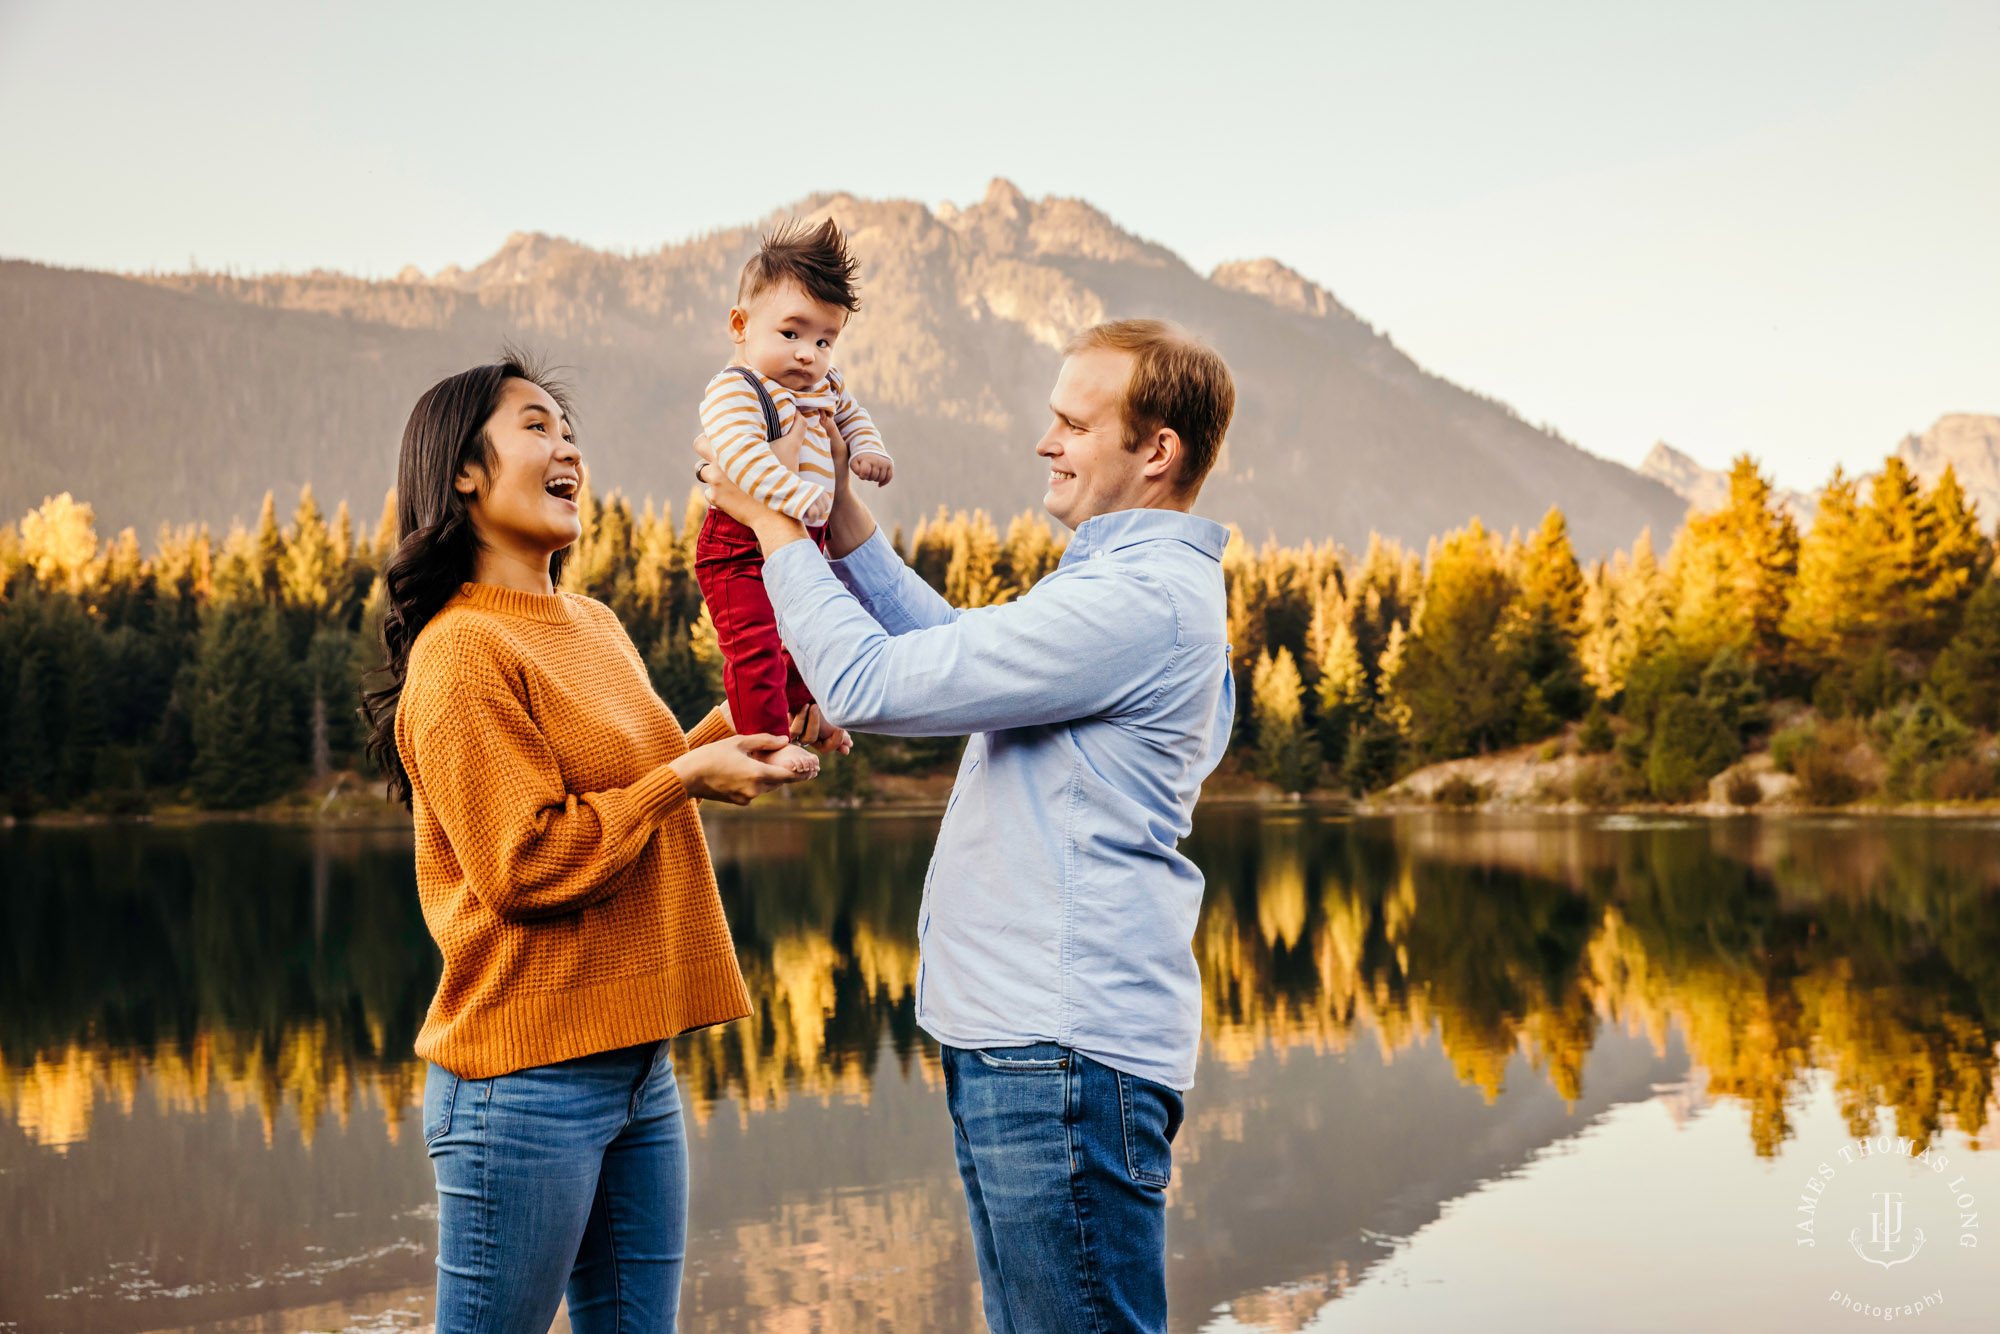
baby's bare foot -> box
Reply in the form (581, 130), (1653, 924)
(780, 744), (821, 778)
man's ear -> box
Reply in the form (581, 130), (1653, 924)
(1141, 427), (1182, 485)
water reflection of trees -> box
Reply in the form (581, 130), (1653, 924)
(0, 825), (433, 1148)
(4, 814), (1995, 1157)
(1228, 814), (1999, 1157)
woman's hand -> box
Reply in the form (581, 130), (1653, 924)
(670, 733), (810, 805)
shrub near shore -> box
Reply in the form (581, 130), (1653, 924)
(6, 444), (2000, 813)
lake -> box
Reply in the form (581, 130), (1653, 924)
(4, 808), (1997, 1333)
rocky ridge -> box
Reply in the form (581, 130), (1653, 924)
(3, 179), (1692, 553)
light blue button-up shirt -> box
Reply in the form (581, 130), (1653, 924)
(764, 507), (1234, 1089)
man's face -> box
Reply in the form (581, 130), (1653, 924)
(730, 279), (846, 392)
(1038, 347), (1151, 530)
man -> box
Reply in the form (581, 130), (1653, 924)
(698, 319), (1236, 1334)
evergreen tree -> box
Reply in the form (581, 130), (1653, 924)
(578, 491), (635, 605)
(1376, 620), (1412, 741)
(1697, 644), (1767, 739)
(1314, 615), (1367, 765)
(909, 508), (956, 594)
(944, 510), (1004, 608)
(1344, 532), (1421, 695)
(371, 489), (399, 566)
(1879, 693), (1973, 799)
(999, 513), (1063, 593)
(279, 485), (344, 619)
(648, 606), (727, 729)
(1395, 521), (1520, 759)
(19, 492), (99, 593)
(679, 487), (708, 570)
(1645, 694), (1739, 802)
(1783, 469), (1870, 667)
(1251, 647), (1317, 792)
(1913, 466), (1989, 644)
(1519, 508), (1585, 634)
(1, 590), (109, 811)
(254, 491), (285, 603)
(1510, 509), (1590, 727)
(1670, 457), (1798, 666)
(212, 522), (263, 605)
(186, 602), (300, 808)
(1931, 577), (2000, 729)
(303, 626), (360, 778)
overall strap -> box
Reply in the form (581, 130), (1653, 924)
(727, 366), (782, 442)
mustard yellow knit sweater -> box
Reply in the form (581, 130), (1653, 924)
(395, 581), (751, 1078)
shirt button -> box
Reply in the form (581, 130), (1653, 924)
(1092, 550), (1105, 559)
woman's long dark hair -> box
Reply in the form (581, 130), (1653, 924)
(362, 349), (574, 808)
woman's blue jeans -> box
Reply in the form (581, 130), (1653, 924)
(422, 1041), (687, 1334)
(942, 1042), (1186, 1334)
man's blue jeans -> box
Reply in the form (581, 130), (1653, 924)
(942, 1042), (1186, 1334)
(422, 1041), (687, 1334)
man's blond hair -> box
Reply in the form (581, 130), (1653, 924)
(1063, 320), (1234, 496)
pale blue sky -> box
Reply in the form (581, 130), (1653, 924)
(1, 0), (1993, 488)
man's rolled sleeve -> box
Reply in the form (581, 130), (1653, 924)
(826, 527), (958, 635)
(767, 536), (1174, 737)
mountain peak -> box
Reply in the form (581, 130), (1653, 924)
(1640, 441), (1817, 523)
(935, 180), (1176, 268)
(1896, 413), (2000, 522)
(982, 177), (1029, 216)
(1210, 258), (1353, 320)
(436, 230), (598, 290)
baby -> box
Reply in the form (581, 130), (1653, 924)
(695, 218), (893, 772)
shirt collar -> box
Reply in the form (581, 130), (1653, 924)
(1062, 508), (1230, 564)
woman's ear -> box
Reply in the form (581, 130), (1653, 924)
(453, 460), (484, 498)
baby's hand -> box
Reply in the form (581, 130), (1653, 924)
(849, 452), (894, 485)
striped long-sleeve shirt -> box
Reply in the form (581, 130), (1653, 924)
(699, 365), (890, 524)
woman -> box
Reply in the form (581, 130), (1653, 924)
(362, 351), (808, 1334)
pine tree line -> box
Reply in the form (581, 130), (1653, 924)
(1233, 454), (2000, 803)
(6, 450), (2000, 812)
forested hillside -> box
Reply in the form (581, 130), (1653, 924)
(0, 180), (1689, 555)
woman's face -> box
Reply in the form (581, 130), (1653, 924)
(457, 377), (583, 557)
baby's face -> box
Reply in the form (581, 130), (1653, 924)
(731, 280), (847, 392)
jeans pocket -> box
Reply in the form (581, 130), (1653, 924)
(422, 1065), (459, 1147)
(1117, 1071), (1183, 1188)
(971, 1044), (1069, 1073)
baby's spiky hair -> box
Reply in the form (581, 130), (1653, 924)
(737, 217), (861, 314)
